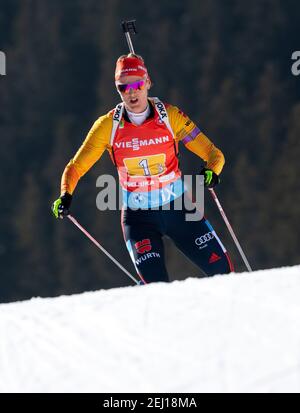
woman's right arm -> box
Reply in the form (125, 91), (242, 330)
(60, 113), (113, 196)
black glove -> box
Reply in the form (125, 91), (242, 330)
(52, 193), (72, 219)
(200, 168), (220, 188)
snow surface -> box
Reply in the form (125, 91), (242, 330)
(0, 265), (300, 393)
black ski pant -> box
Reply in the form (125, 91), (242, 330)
(121, 195), (234, 284)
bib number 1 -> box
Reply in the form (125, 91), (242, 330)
(124, 154), (166, 176)
(139, 159), (151, 176)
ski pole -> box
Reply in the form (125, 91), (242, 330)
(67, 215), (144, 285)
(121, 20), (137, 54)
(208, 188), (252, 272)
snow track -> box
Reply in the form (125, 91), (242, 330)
(0, 266), (300, 392)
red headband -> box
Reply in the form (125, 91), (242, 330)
(115, 56), (148, 81)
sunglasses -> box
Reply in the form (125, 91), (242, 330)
(116, 80), (146, 94)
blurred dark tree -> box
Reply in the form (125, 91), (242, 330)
(0, 0), (300, 302)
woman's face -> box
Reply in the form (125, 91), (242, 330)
(116, 75), (151, 113)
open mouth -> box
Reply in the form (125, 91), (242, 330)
(130, 98), (138, 104)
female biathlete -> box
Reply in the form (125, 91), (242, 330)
(52, 54), (234, 283)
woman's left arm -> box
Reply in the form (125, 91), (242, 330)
(167, 105), (225, 175)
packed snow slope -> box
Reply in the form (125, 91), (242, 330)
(0, 265), (300, 393)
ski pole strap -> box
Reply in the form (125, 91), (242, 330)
(121, 20), (137, 54)
(67, 215), (144, 285)
(208, 188), (252, 272)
